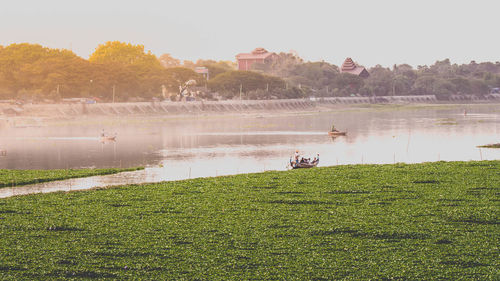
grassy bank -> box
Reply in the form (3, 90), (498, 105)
(0, 167), (144, 188)
(0, 161), (498, 280)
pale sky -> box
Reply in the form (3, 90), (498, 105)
(1, 0), (499, 68)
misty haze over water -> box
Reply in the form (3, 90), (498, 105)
(0, 105), (499, 174)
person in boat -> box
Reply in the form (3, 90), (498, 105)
(331, 123), (339, 133)
(312, 154), (319, 164)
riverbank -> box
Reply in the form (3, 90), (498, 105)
(0, 161), (498, 280)
(3, 101), (500, 129)
(2, 95), (499, 121)
(0, 167), (144, 188)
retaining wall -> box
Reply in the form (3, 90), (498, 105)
(1, 94), (498, 117)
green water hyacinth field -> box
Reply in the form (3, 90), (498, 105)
(0, 167), (144, 188)
(0, 161), (498, 280)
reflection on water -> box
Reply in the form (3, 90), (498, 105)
(0, 104), (499, 197)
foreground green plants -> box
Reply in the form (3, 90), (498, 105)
(0, 161), (498, 280)
(0, 167), (144, 188)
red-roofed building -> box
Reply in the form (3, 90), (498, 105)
(236, 48), (278, 71)
(340, 57), (369, 78)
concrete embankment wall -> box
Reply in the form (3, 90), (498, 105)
(1, 94), (497, 117)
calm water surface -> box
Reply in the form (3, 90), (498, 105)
(1, 104), (499, 197)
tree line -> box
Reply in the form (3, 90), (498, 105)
(257, 54), (500, 100)
(1, 42), (499, 102)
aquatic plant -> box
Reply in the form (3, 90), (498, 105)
(0, 167), (144, 188)
(477, 143), (500, 148)
(0, 161), (498, 279)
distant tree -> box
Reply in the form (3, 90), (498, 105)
(182, 60), (196, 69)
(159, 53), (180, 68)
(163, 67), (202, 93)
(286, 62), (339, 93)
(332, 73), (364, 96)
(208, 71), (285, 99)
(89, 41), (164, 98)
(469, 79), (489, 96)
(429, 58), (453, 77)
(432, 78), (456, 99)
(393, 64), (416, 80)
(364, 66), (394, 96)
(450, 76), (471, 95)
(89, 41), (161, 69)
(412, 75), (436, 95)
(0, 43), (95, 99)
(191, 60), (236, 80)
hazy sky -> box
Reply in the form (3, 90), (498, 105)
(1, 0), (499, 67)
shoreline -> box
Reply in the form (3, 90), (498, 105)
(2, 159), (499, 199)
(2, 101), (499, 127)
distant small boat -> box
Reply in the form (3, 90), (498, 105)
(100, 133), (117, 142)
(101, 136), (116, 141)
(328, 130), (347, 136)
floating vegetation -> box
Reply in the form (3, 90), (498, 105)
(436, 118), (458, 125)
(0, 161), (498, 279)
(477, 143), (500, 148)
(0, 167), (144, 188)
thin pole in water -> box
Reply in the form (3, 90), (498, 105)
(479, 149), (483, 160)
(406, 128), (411, 153)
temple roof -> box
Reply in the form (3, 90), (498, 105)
(340, 57), (369, 77)
(341, 57), (357, 71)
(236, 48), (275, 60)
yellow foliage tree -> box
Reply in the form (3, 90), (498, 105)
(89, 41), (161, 71)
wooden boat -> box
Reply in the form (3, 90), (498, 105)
(290, 155), (319, 169)
(100, 135), (116, 142)
(292, 160), (319, 169)
(328, 130), (347, 136)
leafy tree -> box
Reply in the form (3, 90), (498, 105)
(334, 73), (364, 96)
(182, 60), (196, 69)
(432, 78), (456, 99)
(162, 67), (203, 97)
(0, 43), (95, 99)
(412, 75), (436, 95)
(189, 59), (236, 80)
(89, 41), (164, 98)
(89, 41), (161, 69)
(208, 71), (285, 99)
(159, 53), (180, 68)
(3, 42), (500, 101)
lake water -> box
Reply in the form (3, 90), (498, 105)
(1, 104), (499, 197)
